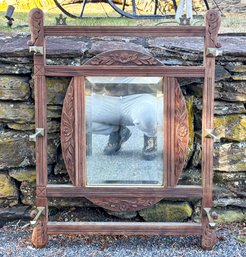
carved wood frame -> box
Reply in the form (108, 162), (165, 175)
(60, 50), (189, 210)
(29, 8), (221, 250)
(61, 50), (189, 190)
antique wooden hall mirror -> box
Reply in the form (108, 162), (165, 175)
(28, 8), (221, 249)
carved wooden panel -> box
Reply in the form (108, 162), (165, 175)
(28, 8), (44, 46)
(31, 220), (48, 248)
(174, 80), (189, 185)
(86, 50), (161, 66)
(88, 197), (162, 212)
(201, 216), (218, 250)
(205, 10), (221, 48)
(61, 79), (76, 185)
(61, 50), (189, 190)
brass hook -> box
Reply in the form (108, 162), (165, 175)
(203, 208), (218, 229)
(29, 128), (44, 142)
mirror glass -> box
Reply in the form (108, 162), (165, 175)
(85, 77), (164, 186)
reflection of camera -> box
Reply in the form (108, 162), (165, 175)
(5, 5), (15, 27)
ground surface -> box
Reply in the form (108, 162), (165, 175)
(0, 222), (245, 257)
(87, 127), (163, 185)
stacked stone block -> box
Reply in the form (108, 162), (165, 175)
(0, 33), (245, 224)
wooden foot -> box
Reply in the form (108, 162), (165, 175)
(201, 222), (217, 250)
(31, 221), (48, 248)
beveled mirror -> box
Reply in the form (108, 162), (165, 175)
(85, 76), (164, 186)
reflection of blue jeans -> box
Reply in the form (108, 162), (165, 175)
(86, 94), (162, 137)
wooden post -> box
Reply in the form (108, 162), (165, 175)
(201, 10), (221, 250)
(29, 8), (48, 248)
(164, 77), (176, 187)
(164, 78), (189, 187)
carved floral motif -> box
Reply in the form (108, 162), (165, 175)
(89, 51), (159, 66)
(28, 8), (44, 46)
(61, 80), (75, 185)
(174, 81), (189, 184)
(201, 222), (217, 250)
(206, 10), (221, 48)
(31, 220), (48, 248)
(88, 197), (162, 212)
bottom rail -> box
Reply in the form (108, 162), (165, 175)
(47, 222), (202, 236)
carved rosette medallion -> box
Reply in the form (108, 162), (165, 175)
(87, 50), (160, 66)
(88, 197), (162, 212)
(174, 81), (189, 185)
(206, 10), (221, 48)
(61, 79), (76, 185)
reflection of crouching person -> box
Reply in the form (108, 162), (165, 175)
(86, 94), (162, 160)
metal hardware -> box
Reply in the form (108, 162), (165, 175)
(205, 129), (221, 142)
(179, 14), (191, 26)
(29, 46), (44, 55)
(54, 0), (173, 19)
(5, 5), (15, 27)
(30, 207), (45, 226)
(56, 14), (67, 25)
(203, 208), (217, 229)
(206, 48), (223, 57)
(29, 128), (44, 142)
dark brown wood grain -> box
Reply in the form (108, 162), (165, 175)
(164, 77), (176, 187)
(201, 216), (218, 250)
(205, 10), (221, 48)
(45, 65), (205, 78)
(86, 50), (161, 66)
(61, 79), (76, 185)
(29, 8), (48, 248)
(74, 76), (86, 187)
(44, 26), (206, 37)
(201, 9), (221, 250)
(87, 197), (163, 212)
(28, 8), (44, 46)
(174, 80), (189, 185)
(47, 222), (202, 235)
(46, 185), (202, 198)
(31, 221), (48, 248)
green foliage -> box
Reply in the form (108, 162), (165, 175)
(0, 0), (56, 11)
(0, 1), (245, 33)
(0, 10), (161, 32)
(236, 237), (246, 244)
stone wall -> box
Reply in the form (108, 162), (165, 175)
(209, 0), (246, 13)
(0, 33), (245, 225)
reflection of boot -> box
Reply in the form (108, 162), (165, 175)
(142, 135), (157, 160)
(103, 126), (131, 155)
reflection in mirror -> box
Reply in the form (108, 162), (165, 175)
(85, 77), (164, 186)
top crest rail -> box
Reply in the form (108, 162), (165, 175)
(43, 26), (206, 37)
